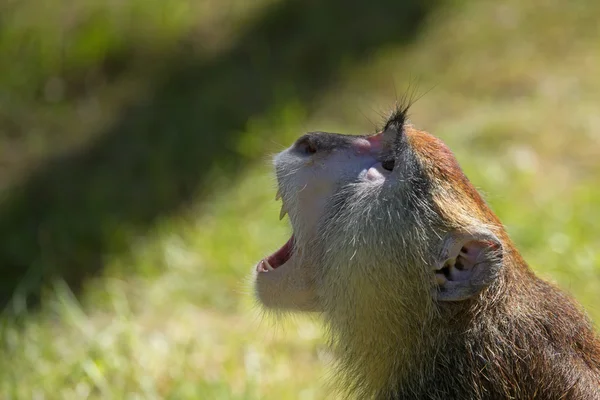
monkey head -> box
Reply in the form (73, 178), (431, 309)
(253, 107), (505, 319)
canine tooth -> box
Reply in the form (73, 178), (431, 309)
(275, 189), (282, 201)
(264, 259), (275, 271)
(279, 204), (288, 220)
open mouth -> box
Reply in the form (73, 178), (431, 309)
(257, 189), (295, 273)
(257, 235), (294, 273)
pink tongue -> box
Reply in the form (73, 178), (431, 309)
(267, 235), (294, 268)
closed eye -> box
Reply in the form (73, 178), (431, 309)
(294, 135), (318, 155)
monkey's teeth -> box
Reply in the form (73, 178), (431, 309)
(275, 189), (282, 201)
(279, 204), (288, 220)
(264, 259), (275, 271)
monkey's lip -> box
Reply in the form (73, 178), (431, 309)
(257, 235), (295, 272)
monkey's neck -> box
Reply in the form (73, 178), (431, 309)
(329, 268), (600, 399)
(326, 289), (439, 399)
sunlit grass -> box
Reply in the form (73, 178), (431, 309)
(1, 163), (331, 399)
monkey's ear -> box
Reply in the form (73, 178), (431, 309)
(433, 229), (503, 302)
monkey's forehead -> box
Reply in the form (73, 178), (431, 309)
(405, 127), (504, 230)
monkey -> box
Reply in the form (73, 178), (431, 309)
(252, 105), (600, 399)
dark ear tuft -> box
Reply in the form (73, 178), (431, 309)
(383, 81), (425, 133)
(384, 103), (410, 133)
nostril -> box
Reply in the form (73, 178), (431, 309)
(294, 135), (318, 155)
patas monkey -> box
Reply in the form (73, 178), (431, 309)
(253, 106), (600, 399)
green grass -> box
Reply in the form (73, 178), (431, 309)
(1, 0), (600, 398)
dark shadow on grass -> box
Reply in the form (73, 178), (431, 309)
(0, 0), (438, 311)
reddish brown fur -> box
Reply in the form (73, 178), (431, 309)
(401, 127), (600, 399)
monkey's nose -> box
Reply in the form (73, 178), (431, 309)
(353, 133), (383, 155)
(352, 138), (372, 154)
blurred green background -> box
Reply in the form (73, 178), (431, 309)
(0, 0), (599, 398)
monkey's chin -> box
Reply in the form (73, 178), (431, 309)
(254, 270), (320, 312)
(254, 236), (320, 312)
